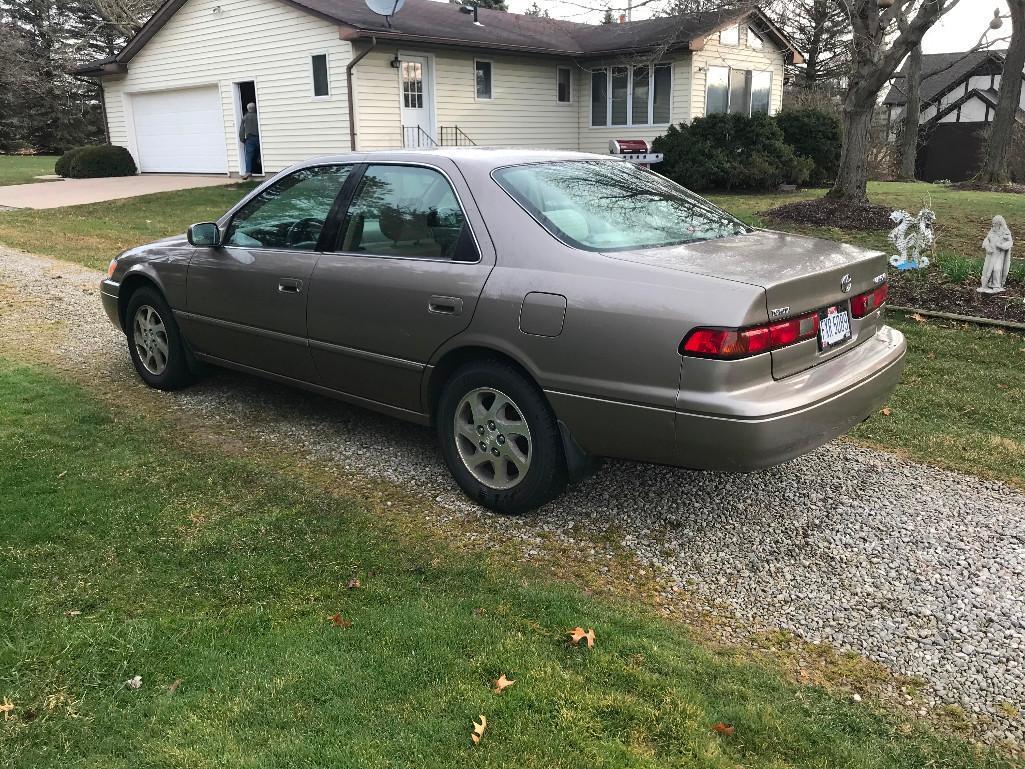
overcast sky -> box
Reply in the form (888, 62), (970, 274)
(502, 0), (1011, 54)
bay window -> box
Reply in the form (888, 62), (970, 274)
(590, 64), (672, 127)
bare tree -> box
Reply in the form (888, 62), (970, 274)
(771, 0), (852, 89)
(978, 0), (1025, 185)
(828, 0), (961, 204)
(897, 43), (921, 180)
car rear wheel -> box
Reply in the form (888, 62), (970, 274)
(125, 287), (194, 391)
(438, 360), (566, 515)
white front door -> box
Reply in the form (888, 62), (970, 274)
(399, 56), (435, 147)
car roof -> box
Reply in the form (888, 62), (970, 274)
(300, 147), (618, 172)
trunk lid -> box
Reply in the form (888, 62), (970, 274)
(604, 229), (889, 378)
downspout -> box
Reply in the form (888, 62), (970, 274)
(346, 35), (377, 151)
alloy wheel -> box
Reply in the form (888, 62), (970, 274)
(132, 304), (169, 376)
(453, 387), (532, 490)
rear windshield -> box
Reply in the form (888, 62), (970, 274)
(493, 160), (749, 252)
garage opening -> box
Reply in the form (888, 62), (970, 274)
(234, 81), (263, 177)
(131, 85), (228, 174)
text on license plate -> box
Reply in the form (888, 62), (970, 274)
(819, 308), (851, 348)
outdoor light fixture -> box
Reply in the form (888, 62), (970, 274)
(390, 54), (400, 68)
(991, 8), (1004, 30)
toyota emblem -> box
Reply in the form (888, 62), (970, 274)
(840, 274), (852, 293)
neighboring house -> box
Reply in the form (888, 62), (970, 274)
(74, 0), (802, 176)
(883, 50), (1025, 182)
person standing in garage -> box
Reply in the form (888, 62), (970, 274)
(238, 103), (261, 180)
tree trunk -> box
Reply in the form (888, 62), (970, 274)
(978, 0), (1025, 184)
(898, 45), (922, 181)
(828, 105), (875, 203)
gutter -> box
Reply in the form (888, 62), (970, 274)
(346, 35), (377, 152)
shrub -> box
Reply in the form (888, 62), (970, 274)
(937, 254), (977, 285)
(55, 146), (90, 178)
(775, 109), (842, 186)
(63, 145), (137, 179)
(653, 113), (813, 192)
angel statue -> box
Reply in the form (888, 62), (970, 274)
(978, 215), (1013, 294)
(888, 208), (935, 270)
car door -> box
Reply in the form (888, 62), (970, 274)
(307, 161), (494, 414)
(182, 164), (354, 381)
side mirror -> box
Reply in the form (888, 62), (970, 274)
(188, 222), (221, 247)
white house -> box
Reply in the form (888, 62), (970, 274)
(74, 0), (803, 176)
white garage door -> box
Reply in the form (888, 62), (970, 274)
(131, 86), (228, 173)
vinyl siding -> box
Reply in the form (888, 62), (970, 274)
(689, 24), (785, 120)
(575, 55), (692, 155)
(102, 0), (351, 174)
(351, 47), (580, 150)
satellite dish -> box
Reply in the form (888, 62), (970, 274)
(365, 0), (404, 26)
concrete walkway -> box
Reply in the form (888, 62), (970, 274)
(0, 174), (236, 210)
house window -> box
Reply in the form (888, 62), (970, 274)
(557, 66), (571, 102)
(590, 64), (672, 127)
(475, 60), (492, 99)
(719, 24), (739, 46)
(402, 61), (423, 108)
(748, 27), (763, 49)
(706, 67), (772, 116)
(312, 54), (330, 97)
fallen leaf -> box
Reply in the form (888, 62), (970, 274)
(56, 471), (67, 479)
(712, 722), (735, 736)
(0, 698), (14, 721)
(329, 613), (352, 628)
(470, 714), (487, 745)
(910, 313), (927, 323)
(66, 610), (82, 617)
(472, 607), (486, 617)
(493, 674), (516, 694)
(168, 679), (182, 695)
(994, 328), (1006, 336)
(125, 676), (143, 690)
(347, 578), (361, 590)
(568, 627), (596, 649)
(880, 407), (892, 416)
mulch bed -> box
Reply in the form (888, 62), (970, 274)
(761, 198), (895, 231)
(889, 270), (1025, 324)
(951, 180), (1025, 195)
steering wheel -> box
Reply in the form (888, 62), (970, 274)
(286, 217), (324, 247)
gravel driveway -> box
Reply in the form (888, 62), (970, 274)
(2, 245), (1023, 748)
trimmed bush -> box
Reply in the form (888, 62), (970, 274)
(775, 109), (842, 186)
(62, 145), (137, 179)
(652, 113), (813, 192)
(55, 146), (90, 178)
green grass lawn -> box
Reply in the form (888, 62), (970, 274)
(0, 359), (1012, 769)
(0, 183), (254, 270)
(0, 155), (61, 186)
(708, 182), (1025, 268)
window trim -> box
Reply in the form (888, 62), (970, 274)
(328, 161), (484, 265)
(474, 59), (494, 101)
(589, 63), (673, 128)
(556, 65), (572, 104)
(705, 66), (773, 117)
(310, 52), (331, 99)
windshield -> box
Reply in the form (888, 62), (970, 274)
(493, 160), (749, 252)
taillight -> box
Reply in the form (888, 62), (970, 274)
(681, 312), (819, 360)
(851, 283), (888, 318)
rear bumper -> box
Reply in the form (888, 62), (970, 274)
(547, 325), (907, 471)
(100, 279), (121, 330)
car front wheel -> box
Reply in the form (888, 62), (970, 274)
(125, 287), (194, 391)
(437, 360), (567, 515)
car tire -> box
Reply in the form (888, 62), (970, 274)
(125, 287), (194, 391)
(437, 359), (567, 515)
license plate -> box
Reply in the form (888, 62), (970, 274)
(819, 306), (852, 349)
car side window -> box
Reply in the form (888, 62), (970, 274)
(224, 164), (351, 251)
(338, 164), (476, 261)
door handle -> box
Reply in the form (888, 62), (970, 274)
(278, 278), (303, 294)
(428, 296), (463, 316)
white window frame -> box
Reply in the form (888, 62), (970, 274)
(310, 52), (331, 100)
(474, 59), (494, 101)
(589, 63), (673, 128)
(747, 26), (764, 49)
(556, 65), (572, 104)
(719, 24), (739, 46)
(705, 66), (773, 116)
